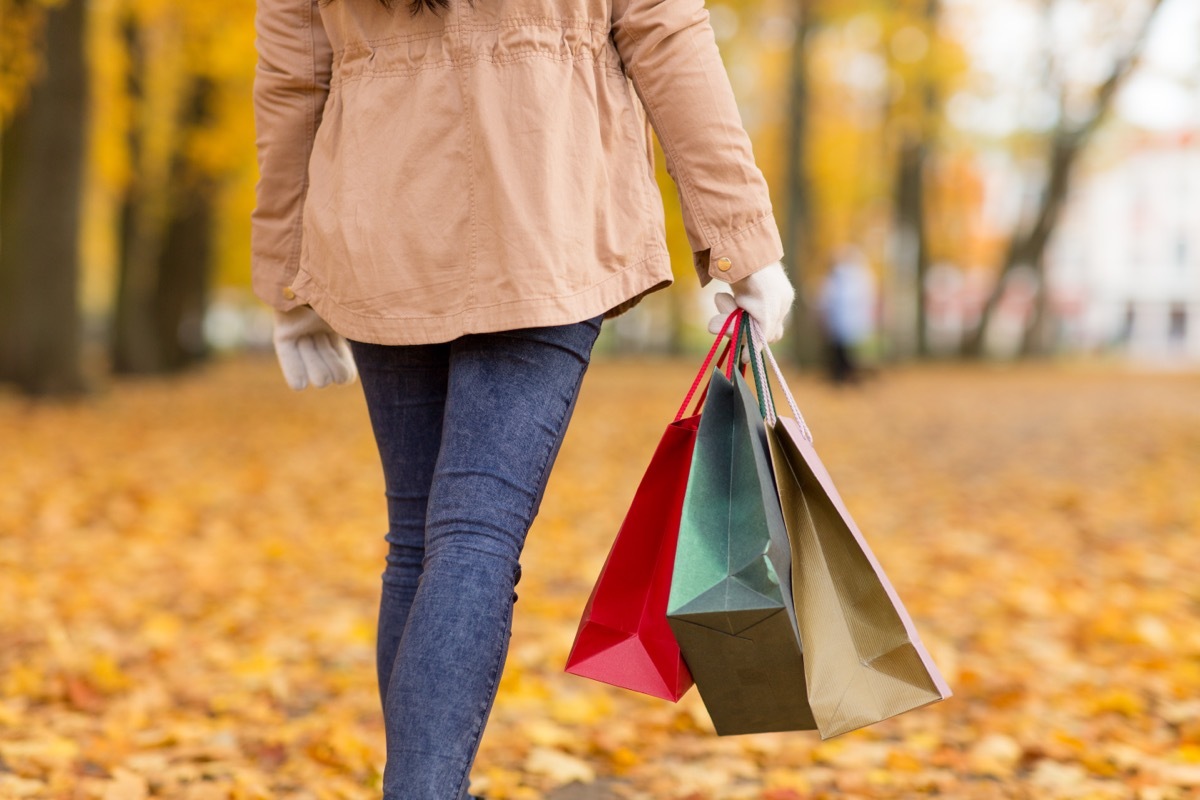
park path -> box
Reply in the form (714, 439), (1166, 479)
(0, 357), (1197, 799)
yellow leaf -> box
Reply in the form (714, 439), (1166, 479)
(90, 653), (130, 694)
(524, 747), (595, 786)
(102, 768), (148, 800)
(1174, 745), (1200, 765)
(0, 775), (46, 799)
(1089, 689), (1145, 717)
(886, 750), (924, 772)
(608, 746), (641, 773)
(548, 692), (613, 726)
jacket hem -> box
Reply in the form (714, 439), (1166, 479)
(290, 249), (675, 345)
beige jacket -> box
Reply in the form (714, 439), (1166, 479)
(251, 0), (784, 344)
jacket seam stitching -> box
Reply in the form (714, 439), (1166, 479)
(283, 0), (320, 288)
(454, 27), (478, 319)
(624, 85), (661, 250)
(708, 210), (776, 252)
(330, 51), (623, 85)
(335, 31), (442, 53)
(452, 17), (607, 31)
(331, 18), (608, 56)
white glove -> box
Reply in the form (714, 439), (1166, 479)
(272, 305), (358, 390)
(706, 260), (795, 345)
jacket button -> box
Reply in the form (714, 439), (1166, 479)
(282, 286), (296, 300)
(716, 256), (732, 272)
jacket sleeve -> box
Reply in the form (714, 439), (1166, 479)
(250, 0), (333, 312)
(610, 0), (784, 286)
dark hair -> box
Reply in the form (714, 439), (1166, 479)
(378, 0), (474, 16)
(318, 0), (471, 15)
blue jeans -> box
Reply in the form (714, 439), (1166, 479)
(347, 314), (604, 800)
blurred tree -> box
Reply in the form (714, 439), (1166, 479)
(602, 134), (693, 356)
(111, 3), (214, 374)
(149, 75), (216, 369)
(961, 0), (1166, 358)
(656, 134), (691, 356)
(783, 0), (820, 366)
(0, 2), (42, 120)
(0, 0), (89, 396)
(792, 2), (967, 363)
(888, 0), (940, 359)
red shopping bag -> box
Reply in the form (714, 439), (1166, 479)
(564, 311), (744, 701)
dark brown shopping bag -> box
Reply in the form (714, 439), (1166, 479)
(747, 318), (952, 739)
(564, 312), (742, 700)
(667, 312), (818, 735)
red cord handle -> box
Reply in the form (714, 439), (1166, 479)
(673, 308), (742, 422)
(725, 309), (749, 382)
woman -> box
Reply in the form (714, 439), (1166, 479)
(251, 0), (795, 796)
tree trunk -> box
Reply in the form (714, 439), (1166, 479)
(915, 0), (939, 357)
(1020, 263), (1053, 356)
(887, 0), (939, 360)
(890, 133), (930, 359)
(152, 77), (216, 370)
(111, 19), (215, 374)
(111, 12), (164, 374)
(0, 0), (89, 396)
(962, 126), (1076, 357)
(961, 0), (1165, 358)
(665, 283), (685, 355)
(784, 0), (819, 366)
(153, 181), (213, 369)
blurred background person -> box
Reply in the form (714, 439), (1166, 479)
(819, 246), (877, 384)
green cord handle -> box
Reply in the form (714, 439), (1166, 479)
(740, 312), (774, 421)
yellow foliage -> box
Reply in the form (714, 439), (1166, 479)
(1088, 689), (1146, 718)
(0, 0), (57, 123)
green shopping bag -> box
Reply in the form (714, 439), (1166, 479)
(666, 310), (817, 735)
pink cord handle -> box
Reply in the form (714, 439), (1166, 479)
(748, 316), (813, 443)
(725, 309), (746, 381)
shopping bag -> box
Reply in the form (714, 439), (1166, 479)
(667, 311), (818, 735)
(747, 318), (953, 739)
(564, 312), (742, 701)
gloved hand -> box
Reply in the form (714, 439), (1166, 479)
(706, 260), (795, 345)
(272, 305), (358, 390)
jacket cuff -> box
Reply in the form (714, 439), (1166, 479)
(692, 211), (786, 287)
(253, 271), (310, 313)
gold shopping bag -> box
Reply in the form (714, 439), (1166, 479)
(747, 319), (952, 739)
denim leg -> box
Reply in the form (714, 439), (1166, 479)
(380, 315), (603, 800)
(347, 339), (451, 711)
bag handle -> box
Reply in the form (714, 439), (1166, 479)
(746, 316), (776, 426)
(674, 308), (742, 423)
(726, 307), (751, 382)
(741, 312), (775, 421)
(698, 310), (753, 413)
(748, 316), (814, 443)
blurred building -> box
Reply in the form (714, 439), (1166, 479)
(1047, 130), (1200, 363)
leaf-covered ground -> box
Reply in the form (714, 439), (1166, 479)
(1, 356), (1198, 800)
